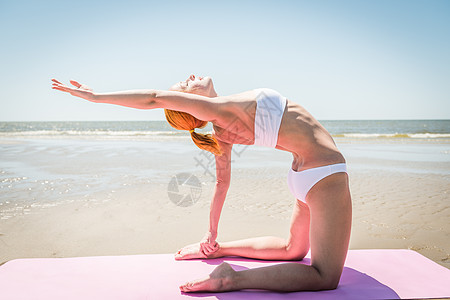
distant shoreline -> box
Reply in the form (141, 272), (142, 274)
(1, 120), (449, 140)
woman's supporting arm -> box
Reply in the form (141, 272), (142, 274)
(200, 139), (233, 255)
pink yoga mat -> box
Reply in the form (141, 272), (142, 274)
(0, 249), (449, 299)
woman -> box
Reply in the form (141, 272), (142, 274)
(51, 75), (351, 293)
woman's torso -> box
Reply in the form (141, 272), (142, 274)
(212, 89), (345, 171)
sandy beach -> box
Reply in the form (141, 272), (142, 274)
(0, 136), (449, 269)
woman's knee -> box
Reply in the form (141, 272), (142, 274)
(319, 275), (340, 290)
(312, 265), (342, 290)
(285, 243), (309, 260)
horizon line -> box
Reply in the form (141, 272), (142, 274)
(1, 118), (449, 122)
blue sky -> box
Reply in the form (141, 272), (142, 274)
(1, 0), (449, 121)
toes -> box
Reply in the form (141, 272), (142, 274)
(174, 246), (207, 260)
(190, 280), (210, 292)
(177, 252), (194, 260)
(180, 280), (207, 292)
(174, 249), (190, 260)
(179, 283), (189, 292)
(174, 251), (183, 260)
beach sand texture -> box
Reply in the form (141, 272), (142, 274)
(0, 136), (449, 270)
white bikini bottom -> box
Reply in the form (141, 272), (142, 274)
(287, 163), (347, 203)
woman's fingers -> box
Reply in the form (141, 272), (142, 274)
(200, 243), (212, 254)
(201, 242), (219, 255)
(52, 86), (70, 93)
(70, 80), (81, 88)
(51, 79), (70, 92)
(204, 244), (212, 253)
(51, 79), (83, 91)
(70, 80), (93, 91)
(200, 243), (207, 255)
(51, 84), (66, 92)
(210, 242), (219, 252)
(51, 82), (67, 90)
(51, 78), (63, 85)
(52, 84), (74, 93)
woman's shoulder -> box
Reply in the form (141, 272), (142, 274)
(219, 87), (286, 102)
(212, 91), (258, 141)
(218, 89), (258, 115)
(219, 89), (258, 102)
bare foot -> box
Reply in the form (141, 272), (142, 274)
(179, 262), (237, 293)
(175, 242), (219, 260)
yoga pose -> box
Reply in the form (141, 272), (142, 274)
(52, 75), (351, 293)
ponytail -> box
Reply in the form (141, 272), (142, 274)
(164, 109), (222, 156)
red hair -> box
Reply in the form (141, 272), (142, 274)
(164, 109), (222, 156)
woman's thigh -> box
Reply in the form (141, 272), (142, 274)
(306, 172), (352, 286)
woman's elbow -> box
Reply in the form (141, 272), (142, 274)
(145, 89), (159, 109)
(216, 179), (230, 189)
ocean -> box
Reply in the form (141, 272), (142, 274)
(1, 120), (449, 139)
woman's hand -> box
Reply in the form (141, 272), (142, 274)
(200, 231), (219, 256)
(51, 79), (95, 101)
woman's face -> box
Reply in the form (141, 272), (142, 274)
(170, 74), (217, 97)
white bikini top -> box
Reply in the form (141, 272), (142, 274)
(253, 88), (287, 148)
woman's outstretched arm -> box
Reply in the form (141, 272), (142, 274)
(52, 79), (227, 122)
(52, 79), (158, 109)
